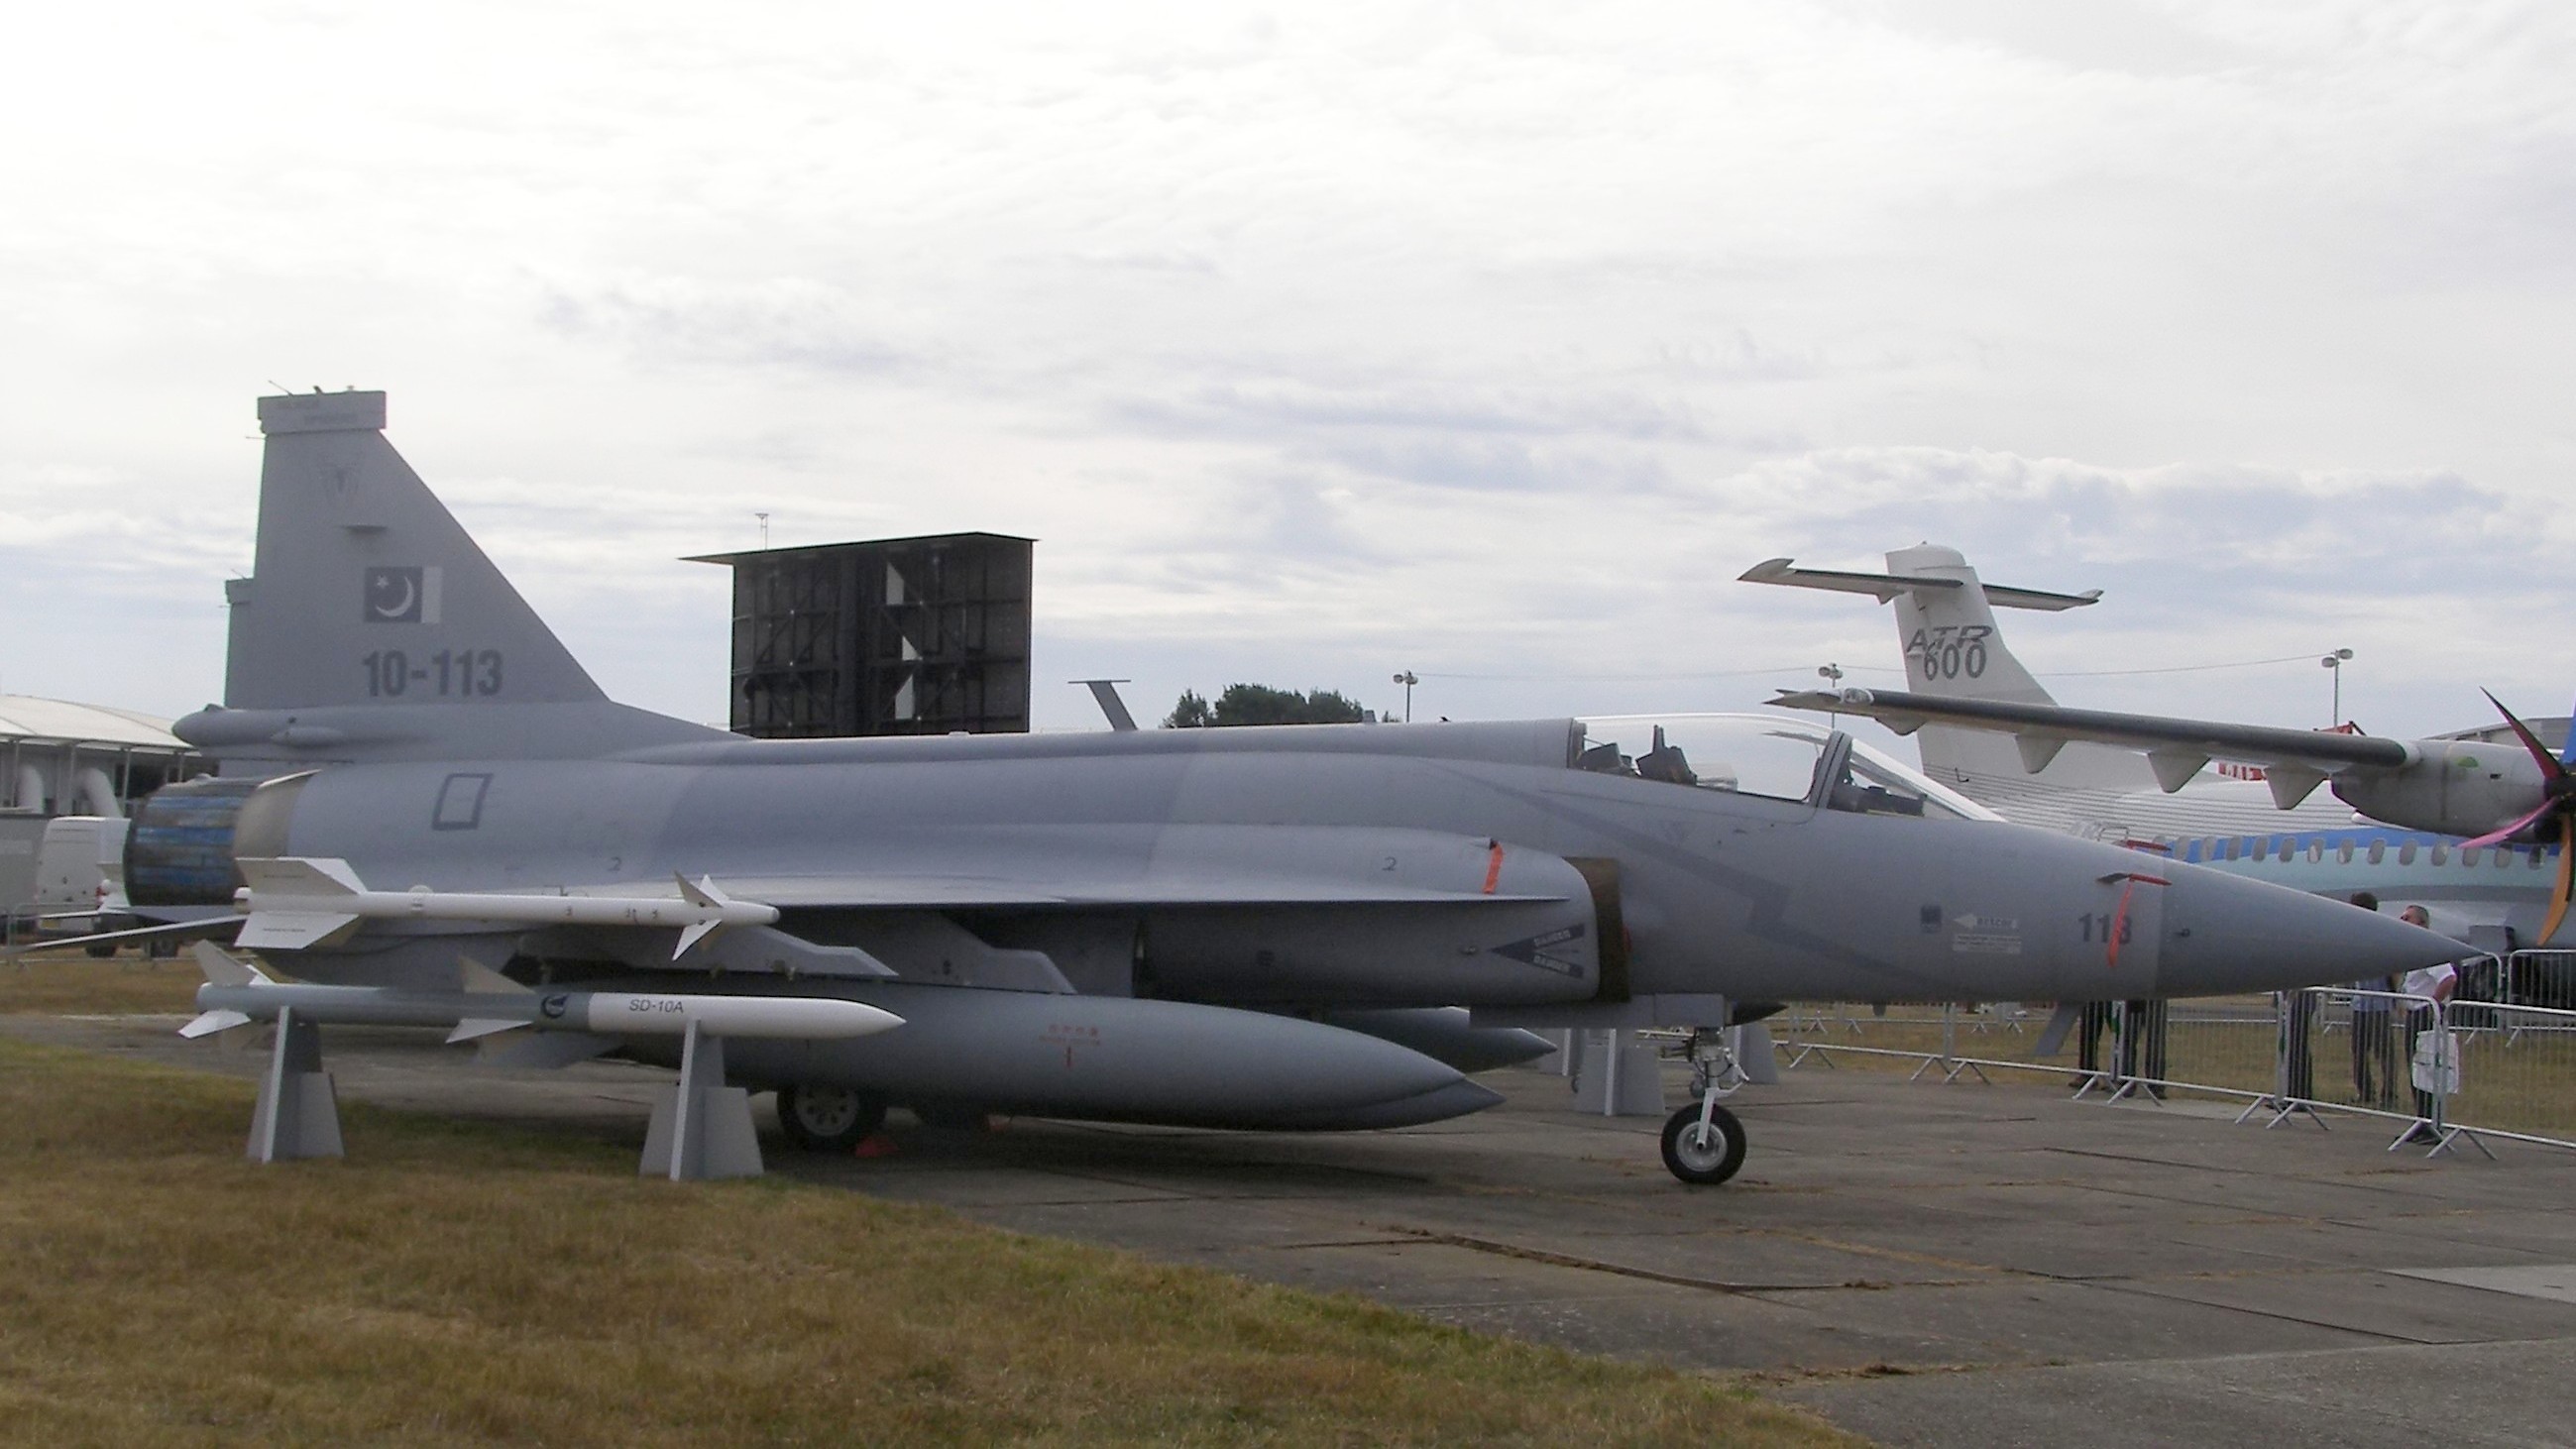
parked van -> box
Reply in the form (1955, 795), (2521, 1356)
(32, 817), (130, 956)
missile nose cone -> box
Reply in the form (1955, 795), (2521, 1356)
(2159, 865), (2459, 995)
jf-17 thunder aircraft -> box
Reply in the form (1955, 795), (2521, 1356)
(1750, 545), (2576, 949)
(94, 392), (2449, 1186)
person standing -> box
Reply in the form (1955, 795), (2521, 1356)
(2343, 892), (2399, 1108)
(2073, 999), (2115, 1086)
(2396, 906), (2459, 1140)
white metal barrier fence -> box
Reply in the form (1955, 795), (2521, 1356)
(1774, 987), (2576, 1158)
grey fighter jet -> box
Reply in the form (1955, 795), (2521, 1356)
(121, 392), (2450, 1184)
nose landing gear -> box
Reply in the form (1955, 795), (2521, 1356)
(1660, 1025), (1750, 1185)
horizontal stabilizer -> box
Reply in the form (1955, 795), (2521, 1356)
(1740, 557), (2101, 612)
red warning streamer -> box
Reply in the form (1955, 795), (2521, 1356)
(1483, 840), (1505, 895)
(2105, 873), (2170, 971)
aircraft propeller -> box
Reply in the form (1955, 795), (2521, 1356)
(2461, 690), (2576, 946)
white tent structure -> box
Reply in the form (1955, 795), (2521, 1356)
(2, 696), (204, 915)
(1, 696), (201, 820)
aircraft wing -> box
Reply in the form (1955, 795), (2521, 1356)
(703, 826), (1581, 910)
(718, 875), (1562, 909)
(232, 828), (1581, 953)
(1772, 686), (2414, 799)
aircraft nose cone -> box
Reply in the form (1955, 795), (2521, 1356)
(2159, 864), (2458, 995)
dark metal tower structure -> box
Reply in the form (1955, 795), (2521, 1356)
(693, 532), (1033, 738)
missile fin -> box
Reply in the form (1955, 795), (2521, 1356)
(236, 911), (363, 951)
(460, 958), (531, 995)
(238, 856), (367, 897)
(674, 918), (723, 959)
(178, 1009), (254, 1040)
(192, 941), (275, 987)
(477, 1031), (617, 1069)
(446, 1017), (524, 1045)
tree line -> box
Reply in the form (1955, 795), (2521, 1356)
(1164, 684), (1369, 727)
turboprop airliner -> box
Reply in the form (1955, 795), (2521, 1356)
(1748, 545), (2571, 950)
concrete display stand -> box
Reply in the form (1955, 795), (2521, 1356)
(248, 1006), (344, 1163)
(640, 1021), (764, 1180)
(1571, 1028), (1667, 1116)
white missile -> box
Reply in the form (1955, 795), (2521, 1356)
(182, 947), (902, 1044)
(517, 990), (897, 1040)
(232, 857), (777, 956)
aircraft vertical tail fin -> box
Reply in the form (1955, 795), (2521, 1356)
(1875, 543), (2078, 708)
(1742, 545), (2141, 791)
(224, 391), (604, 712)
(184, 392), (721, 762)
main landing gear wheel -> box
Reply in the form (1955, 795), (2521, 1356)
(1660, 1102), (1746, 1185)
(776, 1084), (887, 1152)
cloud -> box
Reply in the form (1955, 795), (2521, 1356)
(3, 1), (2571, 743)
(538, 276), (915, 376)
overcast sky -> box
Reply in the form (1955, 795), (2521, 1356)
(4, 1), (2570, 757)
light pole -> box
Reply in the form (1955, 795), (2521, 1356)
(1392, 671), (1418, 724)
(2320, 648), (2353, 726)
(755, 511), (771, 550)
(1818, 663), (1844, 726)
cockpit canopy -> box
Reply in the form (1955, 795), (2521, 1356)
(1572, 714), (1999, 822)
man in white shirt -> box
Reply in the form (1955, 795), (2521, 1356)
(2397, 906), (2459, 1139)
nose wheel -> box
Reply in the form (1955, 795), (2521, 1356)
(1661, 1099), (1746, 1184)
(1661, 1020), (1750, 1184)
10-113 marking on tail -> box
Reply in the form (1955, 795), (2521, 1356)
(361, 648), (505, 698)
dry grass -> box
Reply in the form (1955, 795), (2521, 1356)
(1, 948), (202, 1016)
(0, 1037), (1854, 1447)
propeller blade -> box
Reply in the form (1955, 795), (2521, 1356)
(2461, 799), (2553, 850)
(2543, 817), (2574, 948)
(2481, 689), (2565, 781)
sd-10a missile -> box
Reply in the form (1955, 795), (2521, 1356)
(232, 857), (777, 956)
(179, 947), (898, 1044)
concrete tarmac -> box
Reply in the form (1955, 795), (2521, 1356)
(16, 1013), (2576, 1448)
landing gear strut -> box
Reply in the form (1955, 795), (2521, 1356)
(1661, 1023), (1749, 1185)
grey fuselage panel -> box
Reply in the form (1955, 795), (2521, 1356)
(253, 716), (2394, 1006)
